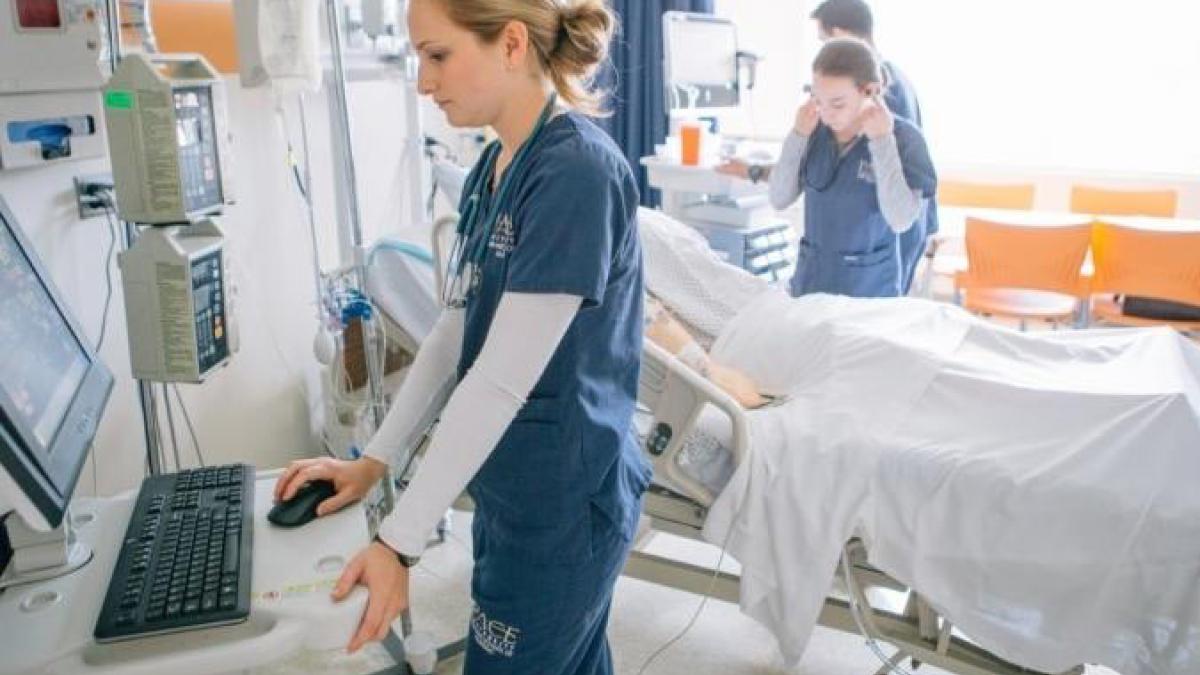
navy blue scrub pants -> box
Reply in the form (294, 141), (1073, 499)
(463, 511), (634, 674)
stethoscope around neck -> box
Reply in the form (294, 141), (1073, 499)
(803, 125), (866, 193)
(442, 94), (558, 309)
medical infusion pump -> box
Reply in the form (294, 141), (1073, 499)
(104, 54), (235, 224)
(119, 220), (238, 383)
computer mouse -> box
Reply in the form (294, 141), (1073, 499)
(268, 479), (337, 528)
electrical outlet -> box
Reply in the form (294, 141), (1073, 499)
(73, 172), (114, 219)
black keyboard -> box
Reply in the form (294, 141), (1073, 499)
(94, 463), (254, 642)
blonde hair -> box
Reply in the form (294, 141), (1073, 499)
(433, 0), (615, 116)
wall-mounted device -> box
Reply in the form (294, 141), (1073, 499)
(0, 0), (110, 170)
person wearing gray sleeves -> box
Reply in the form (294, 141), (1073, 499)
(719, 38), (936, 298)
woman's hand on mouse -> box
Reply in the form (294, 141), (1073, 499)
(333, 539), (410, 653)
(860, 94), (894, 140)
(274, 456), (388, 517)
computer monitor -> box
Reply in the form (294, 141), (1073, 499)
(663, 12), (741, 112)
(0, 195), (113, 536)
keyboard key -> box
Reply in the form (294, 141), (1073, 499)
(222, 535), (239, 573)
(166, 602), (182, 617)
(183, 599), (200, 615)
(219, 594), (237, 610)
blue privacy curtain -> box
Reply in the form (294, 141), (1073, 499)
(600, 0), (715, 206)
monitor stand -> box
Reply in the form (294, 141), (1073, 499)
(0, 509), (93, 590)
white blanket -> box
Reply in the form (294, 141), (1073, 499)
(702, 291), (1200, 675)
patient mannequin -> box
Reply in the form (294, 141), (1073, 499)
(645, 296), (767, 409)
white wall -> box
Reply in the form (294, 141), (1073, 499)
(0, 72), (427, 498)
(713, 0), (808, 140)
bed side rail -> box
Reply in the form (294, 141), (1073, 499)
(638, 340), (751, 505)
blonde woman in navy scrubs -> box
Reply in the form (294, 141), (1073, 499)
(274, 1), (650, 673)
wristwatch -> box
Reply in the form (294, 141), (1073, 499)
(747, 163), (766, 184)
(374, 535), (420, 568)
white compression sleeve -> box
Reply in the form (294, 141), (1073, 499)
(363, 307), (464, 467)
(868, 132), (924, 233)
(376, 292), (582, 556)
(768, 130), (810, 211)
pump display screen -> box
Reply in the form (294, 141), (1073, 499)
(173, 86), (224, 214)
(15, 0), (62, 28)
(190, 250), (228, 374)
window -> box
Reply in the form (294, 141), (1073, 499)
(719, 1), (1200, 177)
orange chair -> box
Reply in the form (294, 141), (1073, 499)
(954, 216), (1093, 329)
(1089, 220), (1200, 332)
(937, 180), (1036, 210)
(1069, 185), (1178, 218)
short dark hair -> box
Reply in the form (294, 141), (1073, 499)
(813, 37), (882, 90)
(810, 0), (874, 41)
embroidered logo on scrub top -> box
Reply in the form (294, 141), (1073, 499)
(471, 605), (522, 658)
(857, 158), (876, 184)
(488, 213), (516, 258)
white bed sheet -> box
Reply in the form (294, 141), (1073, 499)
(700, 290), (1200, 675)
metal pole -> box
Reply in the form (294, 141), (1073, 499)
(104, 0), (164, 475)
(325, 0), (388, 434)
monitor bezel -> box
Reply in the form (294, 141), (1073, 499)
(663, 12), (741, 113)
(0, 196), (113, 529)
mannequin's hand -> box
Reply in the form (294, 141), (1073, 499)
(715, 158), (751, 180)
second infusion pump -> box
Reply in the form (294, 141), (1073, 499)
(119, 219), (238, 383)
(104, 54), (234, 224)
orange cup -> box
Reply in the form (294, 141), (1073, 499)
(680, 124), (701, 166)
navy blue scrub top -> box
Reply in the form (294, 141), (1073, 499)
(455, 111), (652, 565)
(791, 117), (937, 298)
(883, 61), (922, 129)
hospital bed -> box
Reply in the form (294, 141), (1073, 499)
(630, 337), (1081, 675)
(417, 214), (1083, 675)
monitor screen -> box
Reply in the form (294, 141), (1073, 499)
(666, 19), (737, 87)
(664, 14), (740, 111)
(0, 197), (112, 530)
(0, 223), (90, 450)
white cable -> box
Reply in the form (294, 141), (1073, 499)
(95, 196), (119, 351)
(162, 384), (183, 471)
(636, 515), (738, 675)
(172, 384), (205, 467)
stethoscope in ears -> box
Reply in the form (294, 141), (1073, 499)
(442, 94), (558, 309)
(803, 86), (887, 193)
